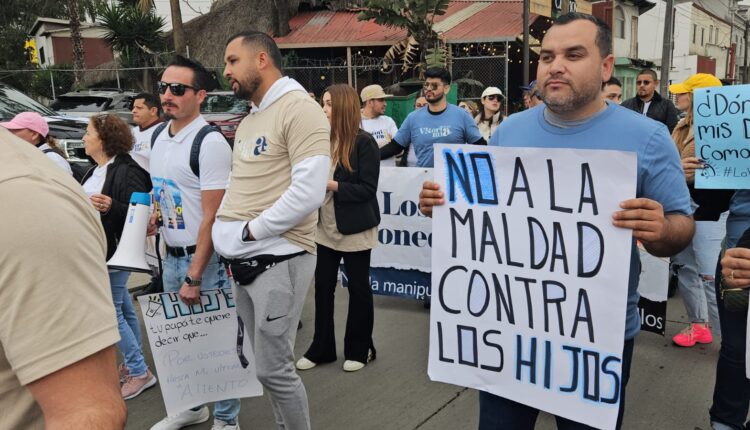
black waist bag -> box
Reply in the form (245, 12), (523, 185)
(221, 251), (306, 286)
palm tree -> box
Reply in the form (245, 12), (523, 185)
(170, 0), (186, 56)
(67, 0), (86, 88)
(358, 0), (450, 77)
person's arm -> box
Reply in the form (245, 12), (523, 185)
(334, 135), (380, 202)
(26, 346), (126, 430)
(381, 139), (405, 160)
(612, 199), (694, 257)
(244, 156), (329, 240)
(180, 189), (224, 305)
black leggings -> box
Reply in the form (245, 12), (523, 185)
(304, 244), (375, 363)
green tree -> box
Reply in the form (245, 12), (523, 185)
(98, 2), (166, 88)
(358, 0), (449, 77)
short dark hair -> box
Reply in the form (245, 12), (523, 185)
(424, 67), (452, 85)
(226, 31), (284, 72)
(165, 55), (215, 91)
(602, 76), (622, 89)
(638, 68), (658, 81)
(553, 12), (612, 57)
(134, 92), (161, 113)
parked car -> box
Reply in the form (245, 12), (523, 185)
(0, 82), (90, 163)
(50, 88), (138, 123)
(201, 91), (250, 143)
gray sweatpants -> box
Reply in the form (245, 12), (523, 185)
(232, 253), (315, 430)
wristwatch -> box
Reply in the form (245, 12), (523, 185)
(184, 276), (202, 287)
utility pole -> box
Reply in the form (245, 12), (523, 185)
(523, 0), (530, 86)
(744, 20), (749, 83)
(727, 1), (735, 81)
(660, 0), (675, 97)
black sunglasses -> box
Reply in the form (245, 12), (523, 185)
(157, 81), (196, 96)
(636, 80), (652, 86)
(423, 82), (443, 91)
(485, 94), (501, 101)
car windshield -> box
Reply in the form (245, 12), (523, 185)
(0, 85), (57, 120)
(201, 94), (249, 114)
(51, 96), (111, 112)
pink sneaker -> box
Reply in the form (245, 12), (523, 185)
(118, 363), (129, 383)
(121, 369), (157, 400)
(673, 323), (713, 347)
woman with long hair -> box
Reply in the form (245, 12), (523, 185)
(297, 84), (381, 372)
(475, 87), (505, 142)
(80, 114), (156, 399)
(668, 74), (726, 348)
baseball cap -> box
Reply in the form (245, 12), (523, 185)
(360, 84), (393, 102)
(0, 112), (49, 137)
(481, 87), (505, 99)
(669, 73), (722, 94)
(520, 80), (537, 92)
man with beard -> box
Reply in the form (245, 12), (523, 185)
(360, 84), (399, 166)
(148, 55), (236, 430)
(379, 67), (485, 168)
(418, 13), (693, 429)
(621, 68), (679, 132)
(213, 31), (330, 430)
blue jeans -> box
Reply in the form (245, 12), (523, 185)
(478, 339), (635, 430)
(672, 215), (726, 331)
(162, 252), (239, 422)
(710, 254), (750, 430)
(110, 270), (148, 376)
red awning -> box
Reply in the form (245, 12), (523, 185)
(274, 1), (537, 49)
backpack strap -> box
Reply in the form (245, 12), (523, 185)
(150, 122), (169, 149)
(190, 124), (224, 177)
(41, 148), (55, 154)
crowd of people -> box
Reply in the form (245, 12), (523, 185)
(3, 10), (750, 430)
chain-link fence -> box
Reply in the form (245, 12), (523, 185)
(1, 54), (507, 108)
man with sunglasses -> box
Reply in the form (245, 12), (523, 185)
(148, 55), (237, 430)
(621, 68), (679, 133)
(379, 67), (484, 168)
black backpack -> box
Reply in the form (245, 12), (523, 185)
(150, 122), (231, 176)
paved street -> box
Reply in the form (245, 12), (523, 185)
(124, 273), (720, 430)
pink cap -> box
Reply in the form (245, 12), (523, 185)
(0, 112), (49, 137)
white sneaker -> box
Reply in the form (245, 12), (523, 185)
(295, 357), (317, 370)
(343, 349), (374, 372)
(150, 406), (210, 430)
(211, 419), (240, 430)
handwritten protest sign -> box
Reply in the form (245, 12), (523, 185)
(428, 145), (636, 430)
(138, 289), (262, 416)
(348, 167), (432, 300)
(694, 84), (750, 189)
(637, 245), (669, 335)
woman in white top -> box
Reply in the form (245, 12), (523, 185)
(474, 87), (505, 142)
(0, 111), (72, 175)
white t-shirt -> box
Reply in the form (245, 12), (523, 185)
(150, 116), (232, 247)
(642, 101), (652, 115)
(130, 122), (161, 172)
(82, 156), (115, 197)
(361, 114), (398, 167)
(39, 143), (73, 176)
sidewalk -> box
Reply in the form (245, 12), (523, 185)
(123, 275), (720, 430)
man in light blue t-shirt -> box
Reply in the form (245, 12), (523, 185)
(379, 67), (485, 167)
(419, 12), (693, 430)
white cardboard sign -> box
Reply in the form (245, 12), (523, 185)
(138, 289), (263, 416)
(428, 145), (636, 430)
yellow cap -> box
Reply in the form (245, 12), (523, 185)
(669, 73), (722, 94)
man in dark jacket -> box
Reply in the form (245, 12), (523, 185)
(621, 68), (680, 133)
